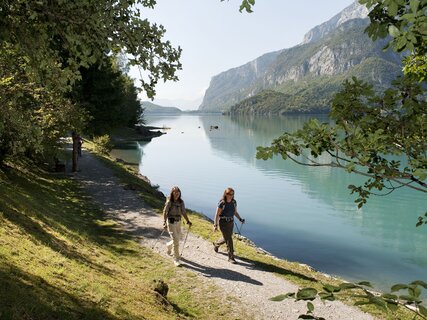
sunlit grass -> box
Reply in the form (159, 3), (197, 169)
(0, 161), (248, 319)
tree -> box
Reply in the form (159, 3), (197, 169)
(72, 57), (143, 136)
(256, 0), (427, 225)
(0, 0), (182, 97)
(360, 0), (427, 81)
(0, 0), (181, 165)
(0, 44), (87, 164)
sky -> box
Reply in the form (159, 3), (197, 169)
(132, 0), (356, 110)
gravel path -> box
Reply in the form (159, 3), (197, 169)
(75, 152), (375, 320)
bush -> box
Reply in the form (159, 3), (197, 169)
(93, 135), (113, 155)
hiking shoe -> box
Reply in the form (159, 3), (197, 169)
(213, 242), (219, 253)
(228, 258), (237, 264)
(174, 260), (181, 267)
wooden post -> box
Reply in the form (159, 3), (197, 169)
(72, 132), (78, 172)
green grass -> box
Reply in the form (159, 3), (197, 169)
(0, 160), (250, 319)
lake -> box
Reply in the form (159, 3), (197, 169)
(112, 114), (427, 291)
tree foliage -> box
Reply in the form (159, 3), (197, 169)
(0, 44), (87, 163)
(271, 280), (427, 319)
(360, 0), (427, 81)
(0, 0), (182, 96)
(72, 57), (143, 135)
(0, 0), (182, 165)
(256, 0), (427, 224)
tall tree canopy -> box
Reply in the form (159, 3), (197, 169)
(72, 57), (142, 136)
(0, 0), (181, 96)
(0, 0), (181, 164)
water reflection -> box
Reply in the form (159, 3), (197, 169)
(118, 114), (426, 291)
(199, 114), (426, 288)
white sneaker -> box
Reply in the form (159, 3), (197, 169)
(174, 260), (181, 267)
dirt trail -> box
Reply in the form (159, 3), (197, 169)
(75, 152), (374, 320)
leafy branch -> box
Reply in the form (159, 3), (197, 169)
(270, 280), (427, 319)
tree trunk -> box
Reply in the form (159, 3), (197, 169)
(72, 132), (78, 172)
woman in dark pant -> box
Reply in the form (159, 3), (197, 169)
(213, 187), (245, 264)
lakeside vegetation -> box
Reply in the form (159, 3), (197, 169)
(0, 157), (252, 319)
(2, 138), (421, 319)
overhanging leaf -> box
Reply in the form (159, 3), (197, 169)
(323, 284), (341, 293)
(296, 288), (318, 301)
(410, 280), (427, 289)
(270, 294), (289, 301)
(390, 284), (408, 292)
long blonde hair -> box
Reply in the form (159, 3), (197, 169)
(221, 187), (235, 203)
(169, 186), (183, 203)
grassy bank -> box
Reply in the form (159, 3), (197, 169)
(0, 160), (250, 319)
(0, 139), (419, 319)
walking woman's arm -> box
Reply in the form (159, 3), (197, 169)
(234, 206), (245, 223)
(213, 207), (222, 230)
(181, 201), (192, 225)
(162, 200), (171, 227)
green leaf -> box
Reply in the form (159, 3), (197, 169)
(319, 292), (335, 301)
(409, 285), (422, 298)
(357, 281), (373, 288)
(339, 283), (357, 290)
(386, 301), (399, 312)
(371, 297), (388, 310)
(388, 25), (400, 38)
(323, 284), (341, 293)
(413, 168), (427, 180)
(390, 284), (408, 292)
(270, 294), (289, 301)
(394, 36), (408, 51)
(399, 294), (419, 302)
(296, 288), (318, 301)
(307, 301), (314, 313)
(410, 280), (427, 289)
(388, 2), (398, 16)
(382, 293), (398, 300)
(410, 0), (420, 13)
(419, 305), (427, 317)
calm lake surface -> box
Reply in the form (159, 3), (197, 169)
(112, 114), (426, 291)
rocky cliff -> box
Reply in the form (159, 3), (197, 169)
(301, 1), (369, 44)
(198, 1), (402, 114)
(199, 50), (281, 112)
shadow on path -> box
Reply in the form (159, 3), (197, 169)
(180, 258), (263, 286)
(239, 256), (318, 283)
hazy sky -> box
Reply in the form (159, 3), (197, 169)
(133, 0), (356, 110)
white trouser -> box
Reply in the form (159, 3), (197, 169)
(167, 221), (181, 260)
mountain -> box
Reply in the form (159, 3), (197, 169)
(151, 97), (203, 111)
(142, 101), (182, 114)
(302, 1), (369, 44)
(198, 50), (282, 112)
(198, 1), (402, 114)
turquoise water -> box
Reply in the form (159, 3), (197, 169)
(113, 114), (426, 291)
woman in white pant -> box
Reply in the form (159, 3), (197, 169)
(163, 186), (192, 266)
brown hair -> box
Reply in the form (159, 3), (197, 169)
(221, 187), (235, 202)
(169, 186), (183, 203)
